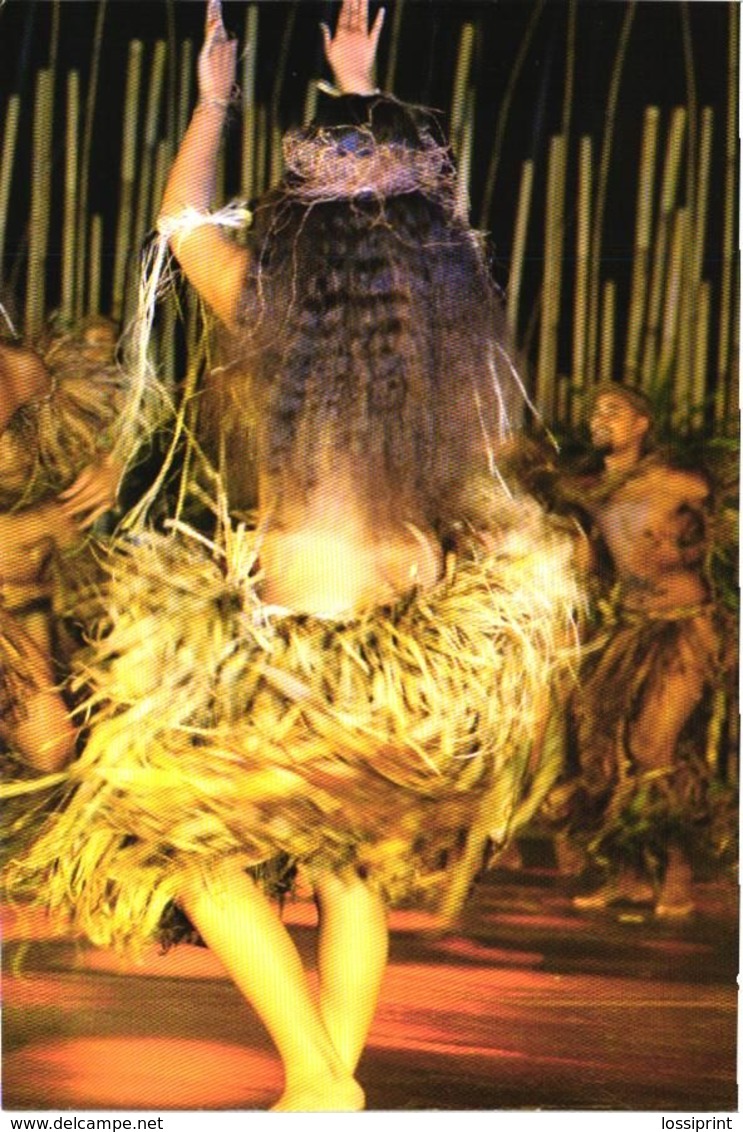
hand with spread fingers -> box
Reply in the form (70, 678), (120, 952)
(321, 0), (385, 95)
(198, 0), (238, 107)
(57, 452), (122, 530)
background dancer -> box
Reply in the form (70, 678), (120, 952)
(567, 384), (730, 918)
(6, 0), (580, 1111)
(0, 329), (122, 770)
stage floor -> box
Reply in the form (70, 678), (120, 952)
(2, 859), (738, 1112)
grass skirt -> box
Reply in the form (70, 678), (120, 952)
(570, 604), (736, 871)
(4, 504), (580, 953)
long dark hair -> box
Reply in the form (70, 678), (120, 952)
(234, 97), (525, 536)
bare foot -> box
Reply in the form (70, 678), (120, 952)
(655, 854), (694, 919)
(573, 875), (655, 910)
(271, 1075), (365, 1112)
(655, 899), (695, 919)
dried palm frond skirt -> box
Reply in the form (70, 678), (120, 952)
(571, 603), (737, 869)
(4, 505), (580, 953)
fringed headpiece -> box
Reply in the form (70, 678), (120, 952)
(281, 90), (459, 209)
(282, 124), (458, 206)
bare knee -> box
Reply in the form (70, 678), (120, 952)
(314, 871), (388, 934)
(8, 689), (75, 771)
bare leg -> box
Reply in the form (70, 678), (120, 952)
(628, 629), (710, 917)
(655, 846), (694, 918)
(314, 870), (389, 1074)
(180, 861), (364, 1111)
(1, 607), (74, 772)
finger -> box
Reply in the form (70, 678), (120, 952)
(205, 0), (226, 45)
(370, 6), (385, 47)
(59, 483), (100, 511)
(206, 0), (223, 33)
(320, 21), (332, 53)
(58, 471), (93, 500)
(76, 505), (107, 530)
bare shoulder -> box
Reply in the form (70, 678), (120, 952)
(642, 460), (710, 504)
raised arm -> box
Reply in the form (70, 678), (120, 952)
(321, 0), (386, 94)
(159, 0), (248, 331)
(159, 0), (386, 330)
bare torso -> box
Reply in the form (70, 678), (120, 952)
(592, 460), (710, 612)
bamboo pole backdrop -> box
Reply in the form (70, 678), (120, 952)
(74, 0), (107, 325)
(624, 105), (658, 386)
(569, 135), (592, 427)
(112, 40), (144, 323)
(0, 95), (20, 292)
(640, 106), (686, 391)
(0, 2), (736, 438)
(241, 7), (259, 202)
(506, 159), (533, 338)
(61, 71), (80, 328)
(716, 1), (738, 431)
(25, 69), (53, 339)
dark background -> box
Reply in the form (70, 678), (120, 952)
(0, 1), (736, 367)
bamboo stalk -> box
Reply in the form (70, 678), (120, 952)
(455, 88), (475, 222)
(691, 107), (713, 291)
(88, 213), (103, 317)
(556, 376), (570, 427)
(177, 40), (193, 145)
(268, 6), (296, 190)
(270, 121), (284, 189)
(112, 40), (144, 323)
(383, 0), (405, 94)
(450, 23), (475, 158)
(536, 134), (566, 418)
(506, 159), (534, 337)
(674, 265), (693, 431)
(599, 280), (616, 382)
(570, 136), (592, 426)
(61, 71), (80, 327)
(679, 1), (698, 239)
(672, 4), (700, 427)
(561, 1), (577, 143)
(160, 294), (177, 389)
(152, 140), (172, 228)
(0, 95), (21, 286)
(624, 106), (659, 385)
(303, 81), (318, 129)
(478, 0), (544, 230)
(657, 206), (686, 383)
(74, 0), (107, 323)
(140, 39), (168, 222)
(241, 6), (259, 201)
(255, 104), (268, 200)
(164, 0), (178, 156)
(690, 279), (709, 429)
(49, 0), (61, 77)
(720, 257), (739, 432)
(640, 106), (686, 389)
(128, 40), (167, 325)
(716, 2), (738, 422)
(25, 69), (54, 339)
(585, 3), (636, 386)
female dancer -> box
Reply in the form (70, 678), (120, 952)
(7, 0), (580, 1111)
